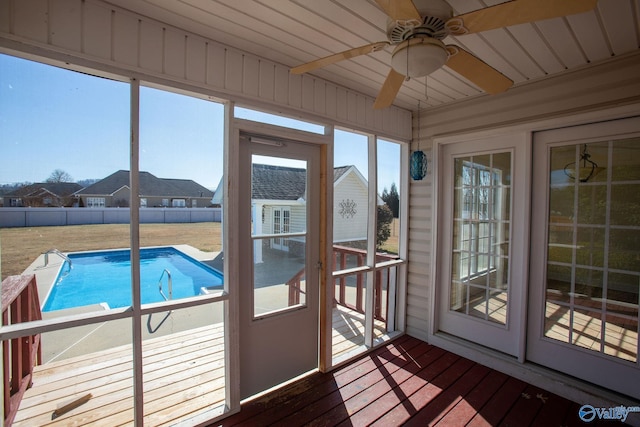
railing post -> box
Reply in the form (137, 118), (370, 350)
(374, 270), (381, 320)
(2, 275), (42, 427)
(339, 252), (346, 305)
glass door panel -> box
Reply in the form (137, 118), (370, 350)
(529, 117), (640, 400)
(251, 155), (308, 318)
(543, 140), (639, 363)
(437, 133), (527, 357)
(450, 154), (511, 325)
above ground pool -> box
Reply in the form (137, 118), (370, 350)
(42, 247), (224, 312)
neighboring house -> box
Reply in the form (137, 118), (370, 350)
(75, 170), (214, 208)
(2, 182), (83, 207)
(213, 164), (375, 262)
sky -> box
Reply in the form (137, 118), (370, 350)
(0, 53), (400, 193)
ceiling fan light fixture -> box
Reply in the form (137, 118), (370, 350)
(391, 37), (447, 78)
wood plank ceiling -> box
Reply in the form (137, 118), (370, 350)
(104, 0), (640, 112)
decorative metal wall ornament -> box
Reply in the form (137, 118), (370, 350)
(339, 199), (357, 218)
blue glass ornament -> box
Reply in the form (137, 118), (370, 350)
(410, 150), (428, 181)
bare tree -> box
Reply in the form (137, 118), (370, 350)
(46, 169), (74, 183)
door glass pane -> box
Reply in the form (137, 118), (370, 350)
(450, 152), (511, 325)
(251, 155), (307, 318)
(545, 140), (639, 363)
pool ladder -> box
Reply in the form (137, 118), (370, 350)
(43, 248), (72, 269)
(158, 269), (173, 301)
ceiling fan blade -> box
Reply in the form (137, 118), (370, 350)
(373, 69), (406, 109)
(445, 46), (513, 94)
(446, 0), (598, 35)
(374, 0), (421, 22)
(290, 42), (389, 75)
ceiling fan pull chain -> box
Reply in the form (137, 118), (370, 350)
(424, 76), (429, 101)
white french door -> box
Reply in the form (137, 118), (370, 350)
(437, 134), (529, 357)
(527, 117), (640, 399)
(271, 207), (291, 251)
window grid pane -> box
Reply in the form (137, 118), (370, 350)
(450, 153), (512, 325)
(544, 140), (639, 363)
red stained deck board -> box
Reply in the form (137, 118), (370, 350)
(265, 338), (431, 426)
(275, 343), (442, 426)
(219, 336), (418, 426)
(212, 336), (604, 427)
(529, 385), (573, 427)
(403, 363), (493, 426)
(466, 376), (529, 427)
(499, 384), (548, 426)
(434, 369), (510, 426)
(368, 350), (461, 426)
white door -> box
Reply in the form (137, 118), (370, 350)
(527, 117), (640, 399)
(239, 133), (320, 399)
(271, 207), (291, 251)
(437, 134), (528, 356)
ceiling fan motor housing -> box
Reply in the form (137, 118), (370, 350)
(387, 15), (448, 44)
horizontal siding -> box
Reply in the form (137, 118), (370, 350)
(406, 123), (433, 340)
(0, 0), (411, 141)
(333, 174), (368, 242)
(422, 53), (640, 138)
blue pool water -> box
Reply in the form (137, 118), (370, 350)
(43, 247), (224, 312)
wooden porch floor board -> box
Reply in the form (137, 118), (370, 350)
(219, 335), (621, 427)
(14, 324), (227, 426)
(15, 317), (625, 426)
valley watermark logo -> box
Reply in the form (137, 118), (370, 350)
(579, 404), (640, 423)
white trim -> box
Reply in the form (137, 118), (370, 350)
(129, 78), (144, 425)
(224, 101), (241, 415)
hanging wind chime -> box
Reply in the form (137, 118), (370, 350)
(410, 99), (427, 181)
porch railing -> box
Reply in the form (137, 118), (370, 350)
(286, 268), (306, 306)
(1, 274), (42, 427)
(332, 245), (398, 321)
(286, 245), (399, 322)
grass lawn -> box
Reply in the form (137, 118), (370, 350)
(1, 222), (222, 279)
(1, 219), (399, 279)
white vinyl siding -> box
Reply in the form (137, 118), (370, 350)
(333, 173), (368, 243)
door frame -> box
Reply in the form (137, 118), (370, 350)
(433, 132), (531, 359)
(228, 116), (332, 400)
(527, 116), (640, 400)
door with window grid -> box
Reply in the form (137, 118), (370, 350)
(437, 134), (528, 356)
(528, 117), (640, 399)
(271, 207), (291, 251)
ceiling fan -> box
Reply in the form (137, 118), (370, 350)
(290, 0), (598, 109)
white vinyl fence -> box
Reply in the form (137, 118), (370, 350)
(0, 207), (221, 227)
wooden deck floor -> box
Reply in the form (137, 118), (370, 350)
(15, 308), (620, 426)
(14, 324), (227, 426)
(13, 306), (380, 426)
(218, 334), (611, 427)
